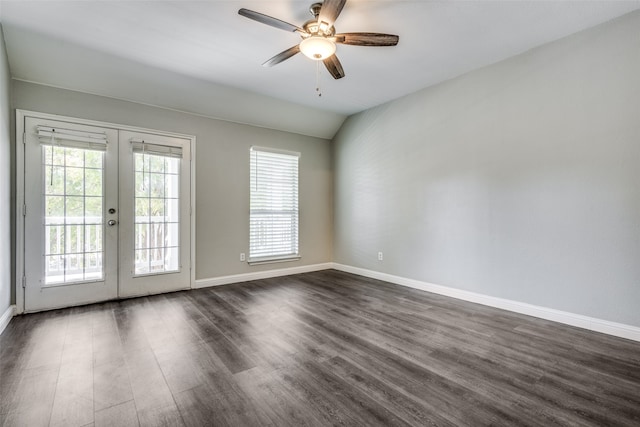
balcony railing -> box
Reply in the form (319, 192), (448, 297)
(44, 216), (103, 284)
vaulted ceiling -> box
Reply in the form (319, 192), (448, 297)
(1, 1), (639, 138)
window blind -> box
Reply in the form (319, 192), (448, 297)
(37, 126), (108, 151)
(131, 139), (183, 158)
(249, 146), (300, 263)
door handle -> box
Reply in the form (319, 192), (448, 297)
(108, 219), (118, 226)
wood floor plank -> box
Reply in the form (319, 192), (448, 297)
(233, 367), (327, 427)
(2, 270), (640, 426)
(325, 354), (459, 427)
(124, 347), (175, 412)
(94, 400), (139, 427)
(1, 364), (59, 427)
(49, 357), (94, 427)
(173, 385), (230, 427)
(93, 359), (135, 412)
(137, 403), (184, 427)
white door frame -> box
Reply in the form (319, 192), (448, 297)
(15, 109), (197, 314)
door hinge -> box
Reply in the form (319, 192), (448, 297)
(22, 203), (27, 217)
(22, 132), (26, 145)
(22, 276), (26, 288)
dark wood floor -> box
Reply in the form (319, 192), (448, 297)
(1, 270), (640, 426)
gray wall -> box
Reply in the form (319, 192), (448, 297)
(0, 25), (11, 315)
(13, 81), (333, 287)
(333, 11), (640, 327)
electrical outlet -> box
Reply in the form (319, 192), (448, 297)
(240, 253), (246, 262)
(378, 251), (383, 261)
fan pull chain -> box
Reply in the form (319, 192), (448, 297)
(315, 61), (322, 97)
(49, 130), (55, 186)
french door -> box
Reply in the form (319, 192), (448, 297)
(22, 116), (191, 312)
(118, 130), (191, 298)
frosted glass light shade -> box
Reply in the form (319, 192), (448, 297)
(299, 36), (336, 60)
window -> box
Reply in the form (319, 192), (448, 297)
(39, 126), (107, 285)
(249, 146), (300, 263)
(132, 141), (182, 275)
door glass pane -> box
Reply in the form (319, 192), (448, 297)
(133, 152), (180, 275)
(43, 146), (104, 285)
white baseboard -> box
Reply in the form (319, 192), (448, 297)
(0, 304), (16, 336)
(332, 263), (640, 343)
(194, 262), (334, 289)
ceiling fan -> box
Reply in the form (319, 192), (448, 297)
(238, 0), (399, 80)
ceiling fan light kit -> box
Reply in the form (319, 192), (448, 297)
(299, 36), (336, 60)
(238, 0), (399, 80)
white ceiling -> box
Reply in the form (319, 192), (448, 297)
(1, 1), (639, 139)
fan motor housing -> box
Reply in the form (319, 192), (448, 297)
(303, 19), (335, 37)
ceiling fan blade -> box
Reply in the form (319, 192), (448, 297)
(238, 8), (305, 34)
(323, 55), (345, 79)
(262, 45), (301, 67)
(317, 0), (346, 30)
(335, 33), (399, 46)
